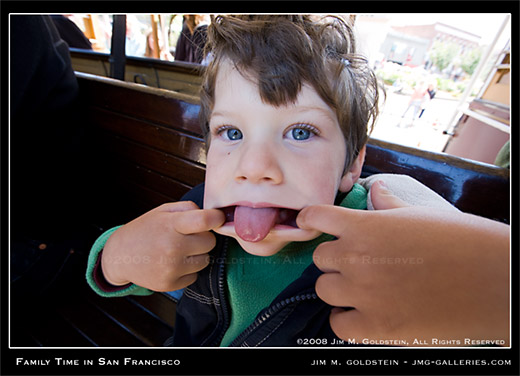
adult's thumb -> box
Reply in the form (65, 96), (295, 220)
(370, 180), (410, 210)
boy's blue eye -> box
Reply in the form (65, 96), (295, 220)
(286, 123), (319, 141)
(291, 128), (311, 140)
(226, 128), (243, 140)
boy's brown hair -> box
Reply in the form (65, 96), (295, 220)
(199, 15), (380, 170)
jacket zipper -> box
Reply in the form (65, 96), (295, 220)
(211, 237), (230, 346)
(229, 292), (318, 347)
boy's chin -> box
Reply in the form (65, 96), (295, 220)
(214, 225), (322, 257)
(234, 238), (290, 257)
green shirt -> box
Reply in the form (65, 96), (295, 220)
(220, 184), (367, 346)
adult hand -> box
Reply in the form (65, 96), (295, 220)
(297, 181), (510, 346)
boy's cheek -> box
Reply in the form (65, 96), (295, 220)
(304, 177), (343, 206)
(203, 147), (235, 206)
(203, 173), (226, 210)
(203, 160), (223, 209)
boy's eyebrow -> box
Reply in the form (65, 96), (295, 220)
(210, 110), (231, 119)
(296, 105), (335, 116)
(293, 106), (338, 123)
(211, 106), (336, 121)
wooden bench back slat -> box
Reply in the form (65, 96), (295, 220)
(154, 69), (202, 95)
(70, 49), (203, 97)
(365, 139), (510, 223)
(54, 295), (146, 346)
(79, 73), (202, 135)
(98, 134), (206, 187)
(11, 304), (95, 347)
(85, 288), (173, 346)
(91, 108), (207, 164)
(122, 177), (188, 213)
(110, 158), (193, 202)
(70, 51), (109, 77)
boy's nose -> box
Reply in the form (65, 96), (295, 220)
(234, 143), (283, 185)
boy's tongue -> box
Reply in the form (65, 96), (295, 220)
(234, 206), (278, 242)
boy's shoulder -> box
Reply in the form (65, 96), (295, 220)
(181, 183), (205, 208)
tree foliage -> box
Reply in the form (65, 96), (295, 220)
(460, 47), (483, 75)
(429, 40), (460, 72)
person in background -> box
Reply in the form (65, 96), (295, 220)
(10, 15), (98, 296)
(418, 82), (436, 119)
(145, 30), (174, 61)
(174, 15), (209, 64)
(494, 140), (510, 169)
(399, 80), (427, 127)
(50, 15), (93, 50)
(125, 15), (147, 57)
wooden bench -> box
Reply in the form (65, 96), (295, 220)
(11, 71), (509, 348)
(69, 48), (203, 97)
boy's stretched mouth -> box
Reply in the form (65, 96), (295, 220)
(219, 205), (300, 242)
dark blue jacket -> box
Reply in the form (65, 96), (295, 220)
(168, 184), (358, 347)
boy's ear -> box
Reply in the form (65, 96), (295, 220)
(339, 146), (366, 192)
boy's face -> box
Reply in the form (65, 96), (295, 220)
(204, 60), (360, 256)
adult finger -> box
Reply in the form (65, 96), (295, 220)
(315, 272), (357, 307)
(313, 240), (358, 273)
(296, 205), (353, 238)
(329, 308), (374, 344)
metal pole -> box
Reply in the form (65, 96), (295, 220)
(109, 14), (127, 80)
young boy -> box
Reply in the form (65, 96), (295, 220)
(87, 15), (510, 347)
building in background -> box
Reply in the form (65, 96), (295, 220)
(379, 23), (481, 77)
